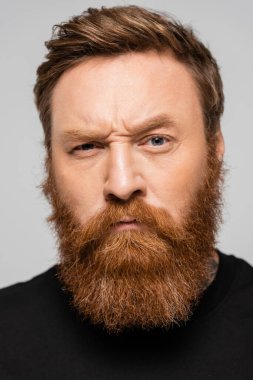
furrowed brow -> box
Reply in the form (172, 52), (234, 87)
(131, 113), (176, 136)
(59, 113), (176, 143)
(60, 129), (109, 143)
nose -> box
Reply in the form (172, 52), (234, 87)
(103, 143), (146, 202)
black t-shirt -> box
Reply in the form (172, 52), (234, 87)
(0, 251), (253, 379)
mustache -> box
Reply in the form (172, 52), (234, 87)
(54, 197), (189, 258)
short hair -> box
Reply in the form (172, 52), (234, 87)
(34, 5), (224, 151)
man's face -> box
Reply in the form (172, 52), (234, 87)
(47, 50), (224, 333)
(51, 50), (223, 226)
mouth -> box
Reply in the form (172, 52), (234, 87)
(111, 217), (141, 232)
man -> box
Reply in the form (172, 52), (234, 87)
(0, 5), (252, 379)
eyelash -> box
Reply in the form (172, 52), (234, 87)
(142, 135), (171, 147)
(71, 135), (173, 155)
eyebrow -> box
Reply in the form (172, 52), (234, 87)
(59, 113), (176, 143)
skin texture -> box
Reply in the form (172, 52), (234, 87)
(51, 50), (224, 228)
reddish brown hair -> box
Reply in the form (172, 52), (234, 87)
(34, 5), (224, 150)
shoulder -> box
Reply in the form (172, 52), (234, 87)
(219, 252), (253, 313)
(0, 266), (58, 297)
(223, 252), (253, 286)
(0, 267), (79, 377)
(0, 266), (61, 323)
(0, 266), (76, 359)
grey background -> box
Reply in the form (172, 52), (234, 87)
(0, 0), (252, 288)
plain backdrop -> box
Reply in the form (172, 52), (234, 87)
(0, 0), (252, 288)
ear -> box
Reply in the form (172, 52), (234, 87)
(215, 129), (225, 161)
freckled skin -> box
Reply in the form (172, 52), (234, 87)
(51, 50), (224, 226)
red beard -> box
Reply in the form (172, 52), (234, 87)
(43, 144), (224, 333)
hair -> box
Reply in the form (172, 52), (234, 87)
(34, 5), (224, 151)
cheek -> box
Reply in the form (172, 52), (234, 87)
(52, 158), (105, 224)
(146, 144), (207, 222)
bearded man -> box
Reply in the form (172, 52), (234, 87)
(0, 5), (253, 380)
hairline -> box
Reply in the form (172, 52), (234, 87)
(45, 47), (215, 153)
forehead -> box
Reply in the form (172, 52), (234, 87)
(51, 50), (203, 136)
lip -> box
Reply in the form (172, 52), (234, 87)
(113, 221), (141, 232)
(118, 216), (137, 223)
(111, 217), (141, 232)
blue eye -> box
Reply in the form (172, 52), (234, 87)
(149, 136), (167, 146)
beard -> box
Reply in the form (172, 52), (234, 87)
(43, 143), (224, 334)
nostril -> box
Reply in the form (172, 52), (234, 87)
(106, 193), (127, 203)
(132, 189), (142, 197)
(105, 190), (143, 203)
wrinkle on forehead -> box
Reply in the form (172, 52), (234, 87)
(51, 50), (204, 142)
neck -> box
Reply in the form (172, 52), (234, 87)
(205, 249), (219, 289)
